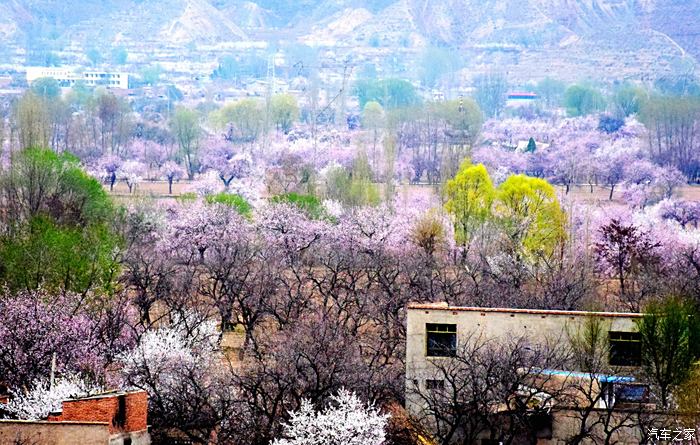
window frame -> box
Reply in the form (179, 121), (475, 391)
(425, 379), (445, 390)
(426, 323), (457, 357)
(608, 331), (642, 367)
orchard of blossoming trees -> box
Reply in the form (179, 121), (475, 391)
(0, 80), (700, 443)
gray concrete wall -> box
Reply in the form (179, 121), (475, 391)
(109, 429), (151, 445)
(0, 420), (110, 445)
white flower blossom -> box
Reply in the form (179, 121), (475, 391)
(3, 375), (101, 420)
(322, 199), (344, 219)
(272, 389), (389, 445)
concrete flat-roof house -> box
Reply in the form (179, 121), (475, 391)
(405, 302), (650, 444)
(26, 67), (130, 89)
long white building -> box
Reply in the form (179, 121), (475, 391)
(26, 67), (130, 89)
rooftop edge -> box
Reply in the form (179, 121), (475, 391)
(406, 302), (643, 318)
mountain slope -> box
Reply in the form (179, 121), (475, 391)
(2, 0), (697, 82)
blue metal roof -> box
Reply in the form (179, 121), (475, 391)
(536, 369), (635, 383)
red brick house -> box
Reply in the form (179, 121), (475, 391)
(1, 390), (150, 445)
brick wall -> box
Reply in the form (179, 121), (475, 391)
(50, 391), (148, 434)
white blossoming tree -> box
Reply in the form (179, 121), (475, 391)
(3, 375), (100, 420)
(117, 316), (243, 443)
(272, 389), (389, 445)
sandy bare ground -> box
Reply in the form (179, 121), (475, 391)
(107, 180), (700, 207)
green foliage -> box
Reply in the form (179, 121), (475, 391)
(4, 148), (113, 227)
(205, 193), (252, 217)
(324, 156), (380, 208)
(214, 55), (238, 80)
(637, 298), (700, 408)
(564, 84), (606, 116)
(270, 193), (326, 220)
(353, 78), (419, 109)
(210, 99), (265, 142)
(13, 92), (51, 150)
(0, 216), (119, 295)
(613, 84), (646, 117)
(473, 73), (508, 118)
(444, 161), (495, 246)
(85, 47), (102, 66)
(495, 174), (566, 256)
(32, 77), (61, 99)
(67, 81), (93, 108)
(346, 179), (381, 207)
(654, 75), (700, 97)
(170, 107), (201, 179)
(444, 162), (566, 256)
(534, 77), (566, 108)
(30, 77), (61, 99)
(270, 94), (299, 133)
(347, 152), (381, 207)
(110, 46), (128, 65)
(0, 148), (119, 294)
(176, 192), (198, 203)
(213, 54), (268, 80)
(42, 51), (62, 67)
(362, 101), (385, 130)
(526, 137), (537, 153)
(140, 64), (163, 86)
(432, 99), (484, 145)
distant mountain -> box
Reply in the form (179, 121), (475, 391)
(2, 0), (697, 82)
(6, 0), (248, 45)
(295, 0), (698, 81)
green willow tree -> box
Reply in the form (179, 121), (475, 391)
(495, 174), (567, 257)
(444, 161), (495, 247)
(0, 148), (121, 295)
(13, 92), (51, 150)
(170, 107), (201, 179)
(564, 85), (606, 116)
(270, 94), (299, 133)
(445, 161), (566, 257)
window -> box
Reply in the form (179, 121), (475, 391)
(426, 323), (457, 357)
(426, 379), (444, 390)
(600, 382), (649, 407)
(609, 331), (641, 366)
(616, 383), (649, 403)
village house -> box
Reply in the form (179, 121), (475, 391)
(405, 302), (660, 444)
(0, 390), (150, 445)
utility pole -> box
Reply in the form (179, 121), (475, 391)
(263, 54), (276, 153)
(336, 60), (351, 129)
(49, 352), (56, 391)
